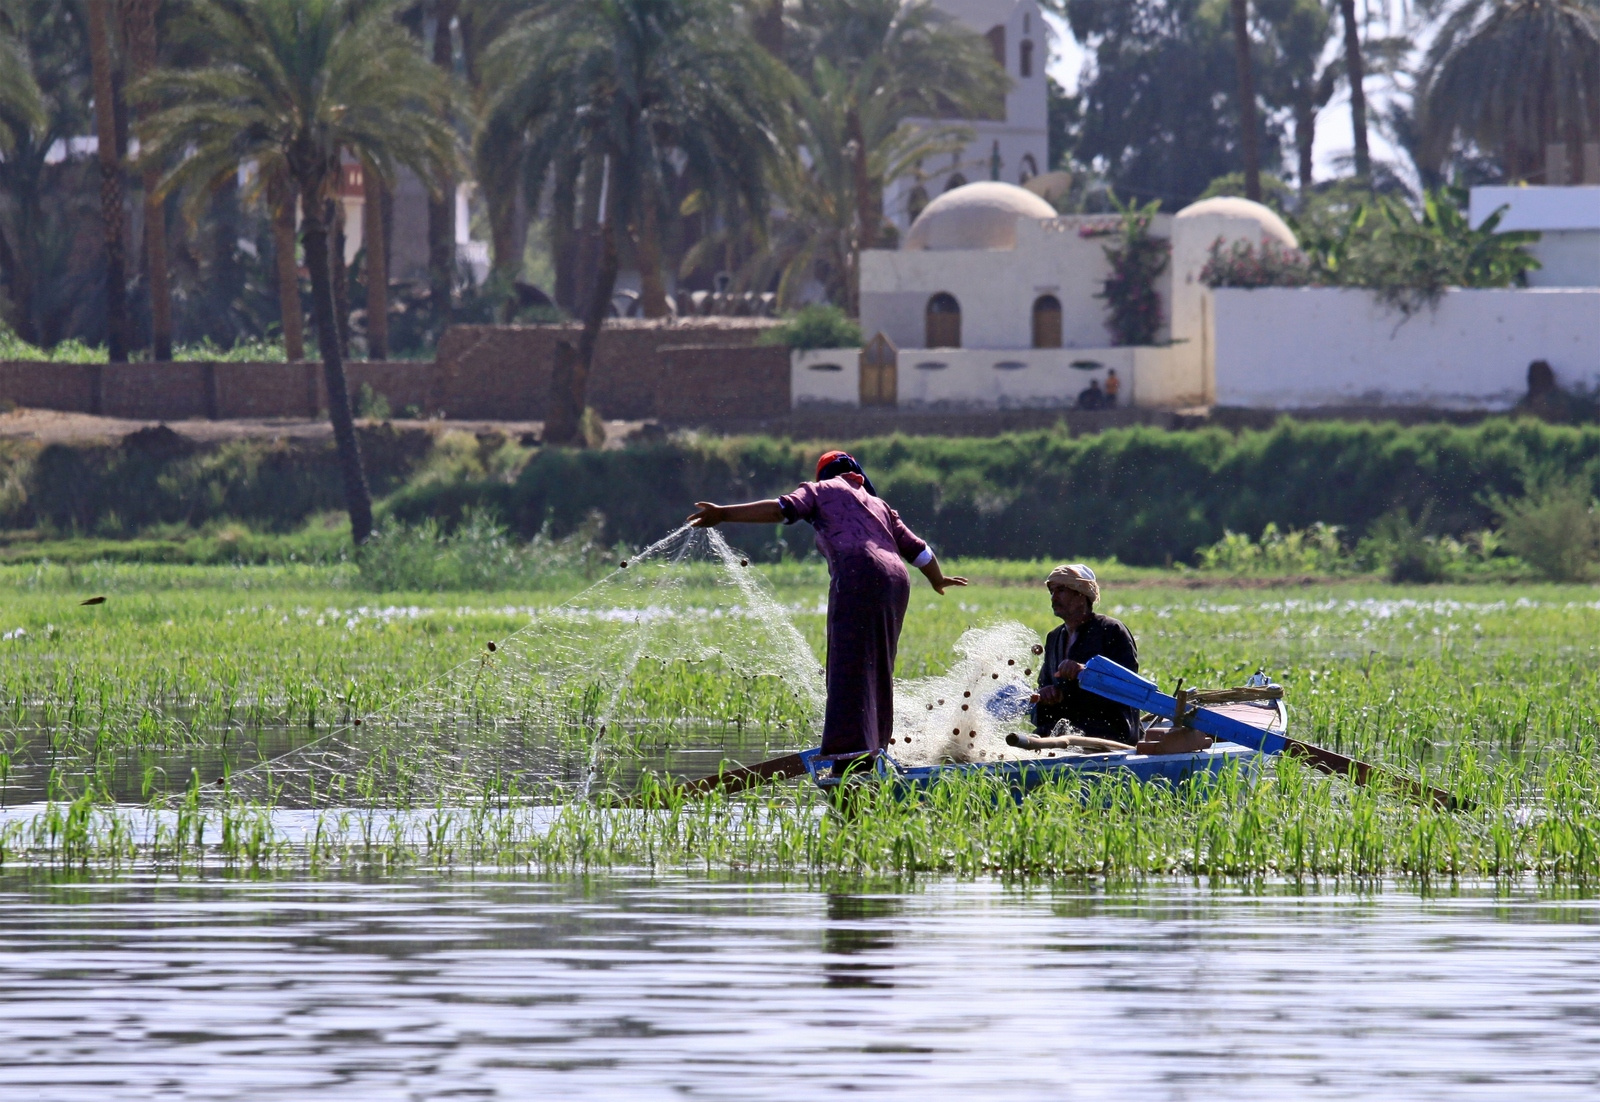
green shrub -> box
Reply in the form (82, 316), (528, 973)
(757, 304), (861, 350)
(383, 419), (1600, 566)
(1196, 522), (1346, 573)
(1358, 510), (1450, 583)
(1489, 474), (1600, 582)
(355, 509), (614, 591)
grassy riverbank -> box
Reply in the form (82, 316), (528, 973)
(1, 559), (1597, 878)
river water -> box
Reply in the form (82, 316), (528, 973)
(3, 874), (1598, 1099)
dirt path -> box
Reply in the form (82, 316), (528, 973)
(0, 408), (651, 447)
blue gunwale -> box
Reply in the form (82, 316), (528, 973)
(800, 657), (1287, 799)
(800, 741), (1268, 799)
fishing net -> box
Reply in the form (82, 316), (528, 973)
(889, 623), (1080, 767)
(214, 524), (1075, 809)
(220, 526), (825, 808)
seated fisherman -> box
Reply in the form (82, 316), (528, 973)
(1032, 564), (1141, 744)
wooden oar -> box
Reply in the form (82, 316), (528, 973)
(623, 752), (810, 806)
(1276, 736), (1468, 811)
(1079, 656), (1470, 812)
(1006, 731), (1132, 754)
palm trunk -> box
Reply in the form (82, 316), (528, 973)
(551, 161), (577, 311)
(848, 106), (876, 251)
(0, 225), (35, 345)
(1295, 98), (1315, 195)
(270, 172), (305, 361)
(87, 0), (129, 363)
(548, 221), (617, 447)
(1339, 0), (1369, 179)
(363, 161), (389, 360)
(300, 178), (373, 544)
(330, 198), (351, 357)
(427, 0), (457, 327)
(125, 0), (170, 361)
(636, 198), (669, 318)
(1230, 0), (1261, 203)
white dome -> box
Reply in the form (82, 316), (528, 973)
(904, 182), (1058, 251)
(1175, 196), (1297, 248)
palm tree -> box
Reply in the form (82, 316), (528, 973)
(135, 0), (460, 543)
(86, 0), (129, 363)
(1338, 0), (1371, 178)
(124, 0), (172, 361)
(1420, 0), (1600, 184)
(788, 0), (1008, 256)
(0, 20), (43, 156)
(484, 0), (791, 444)
(1231, 0), (1263, 201)
(696, 58), (970, 311)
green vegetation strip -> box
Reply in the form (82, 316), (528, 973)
(0, 564), (1598, 878)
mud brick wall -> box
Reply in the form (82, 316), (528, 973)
(0, 361), (99, 412)
(0, 319), (789, 422)
(655, 344), (790, 422)
(435, 319), (782, 420)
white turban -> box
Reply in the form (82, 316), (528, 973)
(1045, 563), (1099, 604)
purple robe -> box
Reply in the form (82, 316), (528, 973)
(779, 476), (929, 758)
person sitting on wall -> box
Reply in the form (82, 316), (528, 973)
(1103, 369), (1120, 408)
(1076, 378), (1104, 410)
(1032, 564), (1141, 744)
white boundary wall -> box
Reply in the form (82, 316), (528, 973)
(1212, 287), (1600, 409)
(791, 349), (860, 407)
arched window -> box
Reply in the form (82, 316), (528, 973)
(944, 173), (967, 193)
(1019, 40), (1034, 78)
(926, 293), (961, 348)
(1032, 294), (1062, 349)
(907, 185), (929, 222)
(985, 25), (1006, 70)
(1019, 154), (1039, 184)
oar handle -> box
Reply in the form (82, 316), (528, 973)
(1283, 738), (1470, 812)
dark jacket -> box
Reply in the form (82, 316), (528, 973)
(1032, 613), (1141, 744)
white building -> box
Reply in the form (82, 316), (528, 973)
(881, 0), (1050, 237)
(1469, 186), (1600, 288)
(797, 182), (1599, 412)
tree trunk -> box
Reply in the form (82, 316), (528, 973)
(300, 178), (374, 544)
(269, 171), (305, 361)
(848, 106), (876, 251)
(1295, 98), (1315, 195)
(548, 221), (617, 447)
(330, 198), (351, 357)
(1339, 0), (1369, 179)
(87, 0), (129, 363)
(752, 0), (783, 56)
(427, 0), (457, 328)
(1230, 0), (1261, 203)
(125, 0), (170, 361)
(0, 224), (36, 346)
(363, 161), (389, 360)
(636, 197), (670, 318)
(552, 161), (578, 312)
(572, 157), (606, 319)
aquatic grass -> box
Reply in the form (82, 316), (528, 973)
(0, 564), (1598, 878)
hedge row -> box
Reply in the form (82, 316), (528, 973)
(4, 419), (1596, 563)
(388, 420), (1600, 565)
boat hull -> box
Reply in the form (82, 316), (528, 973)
(800, 742), (1269, 800)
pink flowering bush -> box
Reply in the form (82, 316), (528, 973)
(1199, 235), (1312, 288)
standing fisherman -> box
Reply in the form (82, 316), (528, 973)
(688, 451), (966, 765)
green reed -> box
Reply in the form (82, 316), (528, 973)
(1, 562), (1598, 878)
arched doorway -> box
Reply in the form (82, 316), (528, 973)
(926, 292), (961, 348)
(1031, 294), (1062, 348)
(907, 185), (929, 222)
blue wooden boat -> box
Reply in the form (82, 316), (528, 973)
(802, 657), (1288, 799)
